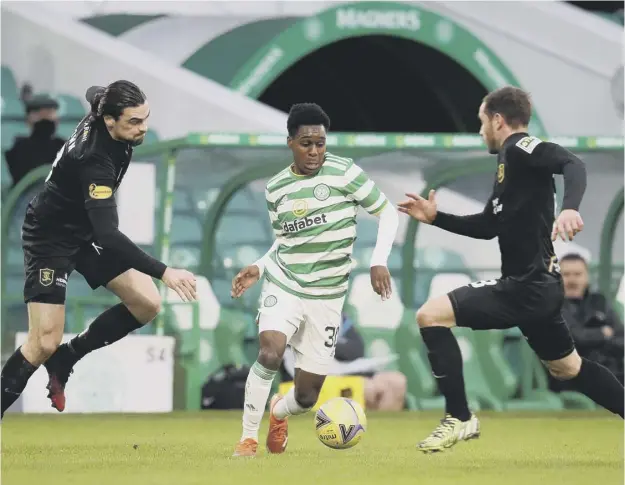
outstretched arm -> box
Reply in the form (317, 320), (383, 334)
(398, 189), (498, 240)
(432, 194), (498, 240)
(80, 154), (167, 279)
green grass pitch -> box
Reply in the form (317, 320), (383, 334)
(2, 411), (622, 485)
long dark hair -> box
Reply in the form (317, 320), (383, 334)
(87, 80), (146, 120)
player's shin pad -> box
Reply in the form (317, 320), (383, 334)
(1, 347), (38, 416)
(241, 361), (277, 440)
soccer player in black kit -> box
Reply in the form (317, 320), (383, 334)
(399, 86), (624, 453)
(1, 81), (197, 418)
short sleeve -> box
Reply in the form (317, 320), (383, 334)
(343, 162), (388, 215)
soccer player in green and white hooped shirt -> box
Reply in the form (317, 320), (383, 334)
(230, 103), (399, 457)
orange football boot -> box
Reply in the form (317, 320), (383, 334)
(233, 438), (258, 457)
(266, 394), (289, 454)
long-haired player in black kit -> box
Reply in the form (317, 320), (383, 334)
(399, 86), (624, 453)
(1, 81), (197, 418)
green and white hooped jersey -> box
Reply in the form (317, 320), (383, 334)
(263, 152), (388, 300)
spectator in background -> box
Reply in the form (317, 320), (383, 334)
(4, 94), (66, 187)
(19, 82), (33, 105)
(281, 314), (407, 411)
(559, 253), (624, 385)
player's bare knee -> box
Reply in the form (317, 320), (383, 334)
(36, 331), (63, 360)
(546, 351), (582, 380)
(548, 365), (578, 381)
(108, 271), (161, 324)
(257, 346), (283, 371)
(416, 296), (455, 328)
(416, 306), (443, 328)
(294, 386), (318, 410)
(416, 307), (433, 328)
(125, 291), (161, 324)
(139, 293), (162, 323)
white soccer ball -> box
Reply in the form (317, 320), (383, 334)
(315, 397), (367, 450)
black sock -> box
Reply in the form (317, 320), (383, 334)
(569, 357), (624, 418)
(421, 326), (471, 421)
(67, 303), (143, 360)
(1, 347), (38, 418)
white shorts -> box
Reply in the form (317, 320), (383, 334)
(257, 280), (345, 375)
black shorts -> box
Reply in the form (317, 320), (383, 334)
(448, 273), (574, 362)
(23, 241), (132, 305)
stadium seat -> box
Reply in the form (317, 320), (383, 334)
(189, 188), (220, 216)
(1, 66), (19, 99)
(427, 273), (472, 298)
(143, 129), (159, 145)
(228, 187), (262, 212)
(471, 330), (563, 410)
(2, 155), (13, 190)
(1, 97), (26, 118)
(346, 273), (420, 409)
(6, 246), (23, 272)
(452, 328), (506, 410)
(66, 275), (100, 298)
(169, 244), (202, 271)
(496, 333), (567, 410)
(413, 248), (476, 308)
(163, 276), (222, 410)
(414, 271), (548, 410)
(39, 93), (86, 119)
(3, 274), (24, 297)
(394, 310), (442, 409)
(65, 302), (110, 334)
(216, 215), (272, 249)
(57, 121), (78, 140)
(170, 215), (203, 244)
(2, 302), (29, 352)
(354, 216), (380, 246)
(52, 274), (115, 334)
(394, 316), (482, 411)
(424, 273), (566, 410)
(615, 275), (624, 320)
(215, 308), (255, 366)
(352, 244), (402, 271)
(218, 243), (266, 310)
(173, 190), (193, 212)
(557, 390), (597, 410)
(221, 243), (264, 270)
(347, 274), (404, 355)
(210, 277), (234, 305)
(517, 344), (595, 410)
(1, 121), (29, 150)
(241, 279), (263, 311)
(472, 330), (517, 399)
(9, 186), (42, 243)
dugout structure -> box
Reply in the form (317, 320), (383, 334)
(1, 133), (623, 410)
